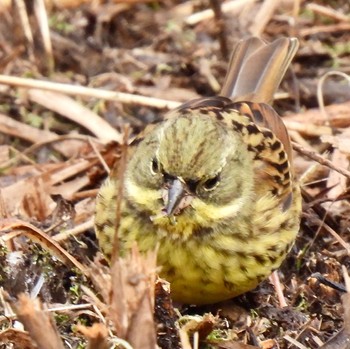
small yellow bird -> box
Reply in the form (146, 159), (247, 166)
(95, 37), (302, 305)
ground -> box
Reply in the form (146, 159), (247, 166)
(0, 0), (350, 348)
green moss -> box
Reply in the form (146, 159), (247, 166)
(49, 14), (74, 34)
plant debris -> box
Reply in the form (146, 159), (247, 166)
(1, 0), (350, 348)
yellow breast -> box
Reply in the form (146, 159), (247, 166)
(116, 182), (301, 304)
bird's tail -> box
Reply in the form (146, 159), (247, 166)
(220, 37), (298, 104)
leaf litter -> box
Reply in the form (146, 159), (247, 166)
(0, 0), (350, 348)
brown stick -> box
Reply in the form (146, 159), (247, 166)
(209, 0), (229, 60)
(292, 142), (350, 179)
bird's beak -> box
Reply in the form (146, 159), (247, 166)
(166, 178), (186, 216)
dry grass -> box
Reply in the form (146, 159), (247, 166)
(1, 0), (350, 348)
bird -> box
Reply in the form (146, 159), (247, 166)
(95, 37), (302, 305)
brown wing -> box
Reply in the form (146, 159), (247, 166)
(218, 37), (298, 202)
(231, 101), (293, 167)
(228, 101), (294, 211)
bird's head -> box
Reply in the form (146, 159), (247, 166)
(125, 113), (255, 225)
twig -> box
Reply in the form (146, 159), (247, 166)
(292, 0), (301, 18)
(292, 142), (350, 179)
(343, 265), (350, 293)
(209, 0), (228, 60)
(284, 120), (332, 137)
(179, 328), (192, 349)
(89, 137), (111, 174)
(284, 334), (309, 349)
(0, 75), (180, 109)
(14, 0), (35, 62)
(284, 100), (350, 129)
(317, 71), (350, 125)
(28, 89), (122, 143)
(0, 134), (101, 169)
(185, 0), (257, 26)
(0, 113), (84, 158)
(53, 218), (94, 242)
(312, 215), (350, 255)
(34, 0), (54, 72)
(300, 23), (350, 37)
(71, 188), (99, 199)
(0, 218), (89, 276)
(306, 3), (349, 22)
(249, 0), (279, 36)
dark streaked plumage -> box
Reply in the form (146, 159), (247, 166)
(95, 37), (302, 304)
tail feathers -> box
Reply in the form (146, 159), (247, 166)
(220, 37), (298, 105)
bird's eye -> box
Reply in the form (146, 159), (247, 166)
(202, 174), (220, 191)
(150, 158), (160, 175)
